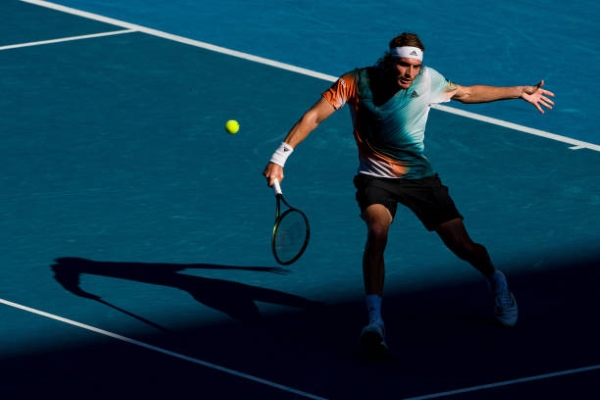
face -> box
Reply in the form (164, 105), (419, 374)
(392, 57), (422, 89)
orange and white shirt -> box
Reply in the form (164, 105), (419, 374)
(322, 66), (455, 179)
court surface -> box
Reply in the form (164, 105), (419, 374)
(1, 1), (599, 399)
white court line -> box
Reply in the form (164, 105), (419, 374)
(5, 295), (597, 400)
(432, 105), (600, 152)
(0, 298), (328, 400)
(0, 29), (135, 51)
(403, 364), (600, 399)
(20, 0), (600, 153)
(20, 0), (336, 82)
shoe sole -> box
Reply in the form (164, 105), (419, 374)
(360, 330), (389, 355)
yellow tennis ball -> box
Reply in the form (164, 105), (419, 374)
(225, 119), (240, 134)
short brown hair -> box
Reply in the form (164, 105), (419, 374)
(388, 32), (425, 52)
(377, 32), (425, 70)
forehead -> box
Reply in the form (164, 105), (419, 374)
(393, 57), (422, 67)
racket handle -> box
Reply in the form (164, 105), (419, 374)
(272, 179), (283, 196)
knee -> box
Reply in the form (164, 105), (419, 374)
(367, 221), (389, 243)
(363, 205), (392, 249)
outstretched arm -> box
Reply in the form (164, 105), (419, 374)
(263, 97), (336, 186)
(451, 80), (555, 114)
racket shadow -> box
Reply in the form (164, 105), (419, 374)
(51, 257), (322, 326)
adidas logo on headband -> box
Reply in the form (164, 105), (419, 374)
(390, 46), (423, 61)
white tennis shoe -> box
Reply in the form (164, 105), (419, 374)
(360, 322), (388, 354)
(489, 271), (518, 327)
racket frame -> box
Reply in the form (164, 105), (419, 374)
(271, 180), (310, 265)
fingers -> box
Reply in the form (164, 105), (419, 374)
(268, 176), (281, 187)
(538, 88), (555, 111)
(529, 80), (551, 95)
(543, 89), (556, 98)
(527, 80), (555, 114)
(263, 172), (277, 187)
(541, 95), (555, 108)
(263, 162), (284, 187)
(534, 95), (554, 114)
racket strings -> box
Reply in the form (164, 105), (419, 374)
(273, 210), (309, 264)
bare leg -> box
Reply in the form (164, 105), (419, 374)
(362, 204), (393, 296)
(435, 217), (495, 276)
(436, 217), (518, 326)
(360, 204), (393, 352)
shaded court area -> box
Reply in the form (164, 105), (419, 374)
(1, 253), (599, 399)
(1, 1), (599, 398)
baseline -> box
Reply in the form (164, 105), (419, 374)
(21, 0), (600, 152)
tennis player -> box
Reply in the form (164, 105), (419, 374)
(263, 32), (555, 354)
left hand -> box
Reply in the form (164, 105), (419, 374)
(522, 80), (555, 114)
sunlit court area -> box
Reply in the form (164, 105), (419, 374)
(1, 1), (599, 398)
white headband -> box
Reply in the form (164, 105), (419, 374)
(390, 46), (423, 61)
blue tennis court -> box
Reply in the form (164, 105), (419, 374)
(2, 1), (599, 398)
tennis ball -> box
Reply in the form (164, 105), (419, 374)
(225, 119), (240, 134)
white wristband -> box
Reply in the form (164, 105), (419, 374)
(270, 142), (294, 167)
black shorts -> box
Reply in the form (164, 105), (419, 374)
(353, 174), (463, 231)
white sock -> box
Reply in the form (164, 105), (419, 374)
(366, 294), (383, 326)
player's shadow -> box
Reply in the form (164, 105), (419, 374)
(51, 257), (322, 327)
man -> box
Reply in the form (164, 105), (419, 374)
(262, 32), (555, 353)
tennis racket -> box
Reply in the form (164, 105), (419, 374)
(271, 179), (310, 265)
